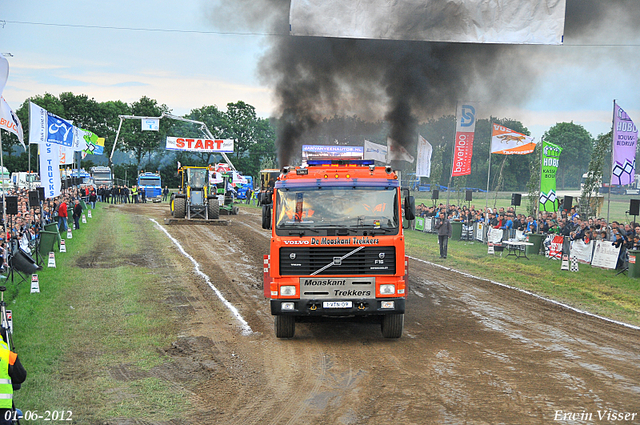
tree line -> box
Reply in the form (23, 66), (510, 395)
(2, 92), (607, 191)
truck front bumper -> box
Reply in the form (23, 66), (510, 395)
(270, 298), (405, 316)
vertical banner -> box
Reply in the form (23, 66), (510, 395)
(539, 141), (563, 212)
(39, 142), (62, 199)
(611, 103), (638, 185)
(416, 135), (432, 177)
(452, 102), (478, 176)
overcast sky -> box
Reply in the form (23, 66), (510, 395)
(2, 0), (639, 143)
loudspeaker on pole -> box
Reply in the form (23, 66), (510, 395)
(563, 195), (573, 211)
(629, 199), (640, 216)
(28, 191), (39, 208)
(432, 189), (439, 200)
(511, 193), (521, 207)
(465, 190), (473, 202)
(5, 196), (18, 215)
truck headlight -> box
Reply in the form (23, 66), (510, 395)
(281, 302), (295, 310)
(379, 284), (395, 295)
(280, 286), (297, 296)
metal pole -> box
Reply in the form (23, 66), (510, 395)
(607, 99), (615, 224)
(0, 131), (6, 272)
(109, 116), (125, 163)
(446, 102), (458, 208)
(485, 152), (492, 211)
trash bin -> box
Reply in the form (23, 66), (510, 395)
(38, 230), (59, 259)
(525, 233), (544, 256)
(628, 249), (640, 278)
(80, 199), (88, 210)
(451, 221), (463, 240)
(43, 222), (62, 249)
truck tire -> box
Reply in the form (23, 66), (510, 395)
(274, 315), (295, 339)
(174, 197), (186, 219)
(208, 200), (219, 219)
(232, 206), (239, 215)
(381, 313), (404, 338)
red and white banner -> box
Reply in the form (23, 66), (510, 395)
(214, 163), (232, 173)
(452, 102), (478, 176)
(548, 235), (564, 259)
(166, 136), (234, 153)
(490, 123), (537, 155)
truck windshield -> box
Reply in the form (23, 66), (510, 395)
(275, 187), (398, 235)
(93, 172), (111, 179)
(140, 178), (161, 186)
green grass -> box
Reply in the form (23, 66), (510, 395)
(406, 229), (640, 327)
(9, 203), (188, 424)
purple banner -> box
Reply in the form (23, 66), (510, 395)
(611, 103), (638, 186)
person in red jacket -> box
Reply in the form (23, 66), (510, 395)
(57, 198), (68, 232)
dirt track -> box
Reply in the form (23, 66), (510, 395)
(124, 202), (640, 424)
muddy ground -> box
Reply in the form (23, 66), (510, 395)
(118, 202), (640, 424)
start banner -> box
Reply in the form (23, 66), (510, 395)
(166, 136), (234, 153)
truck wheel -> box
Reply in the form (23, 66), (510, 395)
(274, 315), (295, 339)
(232, 206), (239, 215)
(381, 313), (404, 338)
(208, 201), (219, 219)
(174, 197), (186, 219)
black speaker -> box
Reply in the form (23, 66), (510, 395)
(28, 191), (39, 208)
(465, 190), (473, 202)
(37, 186), (45, 202)
(432, 189), (439, 200)
(9, 246), (39, 275)
(630, 199), (640, 216)
(563, 196), (573, 211)
(5, 196), (18, 215)
(511, 193), (521, 206)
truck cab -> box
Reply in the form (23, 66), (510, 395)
(262, 160), (415, 339)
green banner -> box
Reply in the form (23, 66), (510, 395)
(539, 141), (562, 212)
(415, 217), (425, 231)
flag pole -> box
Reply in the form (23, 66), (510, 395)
(607, 99), (616, 224)
(485, 122), (493, 211)
(446, 102), (458, 208)
(0, 130), (6, 273)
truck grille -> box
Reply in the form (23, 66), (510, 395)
(279, 246), (396, 276)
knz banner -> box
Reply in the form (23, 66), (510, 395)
(166, 137), (234, 153)
(29, 102), (80, 149)
(539, 141), (562, 212)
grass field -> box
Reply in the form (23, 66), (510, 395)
(9, 203), (188, 424)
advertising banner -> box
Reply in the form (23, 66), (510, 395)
(142, 117), (159, 131)
(452, 102), (478, 176)
(166, 136), (234, 153)
(548, 235), (564, 259)
(539, 141), (562, 212)
(387, 138), (414, 163)
(611, 103), (638, 186)
(570, 239), (594, 264)
(363, 140), (387, 162)
(29, 102), (82, 150)
(302, 144), (363, 160)
(39, 142), (62, 199)
(0, 97), (24, 148)
(490, 123), (536, 155)
(415, 217), (425, 231)
(591, 241), (620, 269)
(416, 135), (432, 177)
(289, 0), (567, 45)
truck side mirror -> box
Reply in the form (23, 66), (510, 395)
(404, 195), (416, 221)
(262, 205), (272, 230)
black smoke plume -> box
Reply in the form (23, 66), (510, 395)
(208, 0), (640, 166)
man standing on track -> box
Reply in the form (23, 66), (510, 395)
(434, 209), (452, 259)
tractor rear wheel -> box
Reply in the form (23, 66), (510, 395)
(174, 197), (186, 219)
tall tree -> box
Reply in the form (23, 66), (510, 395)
(119, 96), (170, 169)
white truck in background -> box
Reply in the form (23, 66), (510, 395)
(10, 172), (41, 190)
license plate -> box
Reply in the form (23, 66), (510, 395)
(323, 301), (352, 309)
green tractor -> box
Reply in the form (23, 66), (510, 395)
(211, 172), (240, 215)
(170, 166), (220, 220)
